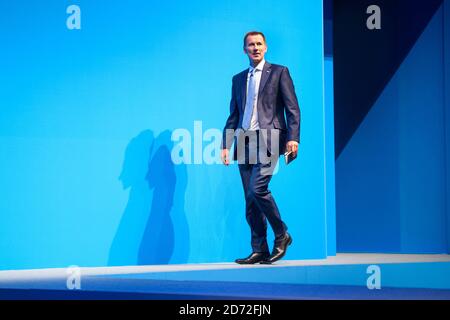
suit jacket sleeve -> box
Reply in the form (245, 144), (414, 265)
(280, 67), (301, 143)
(222, 77), (240, 150)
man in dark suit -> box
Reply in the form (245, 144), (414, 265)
(221, 31), (301, 264)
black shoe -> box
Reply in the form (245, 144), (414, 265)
(235, 252), (270, 264)
(260, 233), (292, 264)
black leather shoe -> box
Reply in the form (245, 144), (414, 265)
(235, 252), (270, 264)
(260, 233), (292, 264)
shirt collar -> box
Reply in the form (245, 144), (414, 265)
(249, 59), (266, 73)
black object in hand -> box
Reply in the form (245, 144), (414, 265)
(284, 151), (296, 165)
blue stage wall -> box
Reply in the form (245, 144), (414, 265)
(336, 1), (450, 253)
(324, 0), (336, 256)
(0, 1), (334, 270)
(445, 0), (450, 253)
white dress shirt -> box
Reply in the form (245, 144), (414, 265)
(246, 59), (265, 131)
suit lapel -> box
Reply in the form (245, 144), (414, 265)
(240, 71), (248, 112)
(258, 61), (272, 96)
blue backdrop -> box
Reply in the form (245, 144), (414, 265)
(335, 0), (450, 253)
(0, 1), (334, 269)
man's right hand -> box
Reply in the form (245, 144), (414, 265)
(221, 149), (230, 166)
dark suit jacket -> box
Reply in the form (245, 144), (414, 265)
(222, 61), (301, 160)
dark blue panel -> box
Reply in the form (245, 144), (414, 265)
(444, 1), (450, 253)
(337, 3), (448, 253)
(333, 0), (443, 158)
(324, 0), (333, 57)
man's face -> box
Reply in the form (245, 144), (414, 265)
(244, 34), (267, 65)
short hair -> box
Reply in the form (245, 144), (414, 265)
(243, 31), (266, 47)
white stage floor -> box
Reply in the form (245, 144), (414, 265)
(1, 254), (450, 299)
(0, 253), (449, 281)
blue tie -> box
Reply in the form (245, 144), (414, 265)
(242, 69), (256, 130)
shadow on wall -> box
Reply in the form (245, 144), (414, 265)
(108, 130), (189, 266)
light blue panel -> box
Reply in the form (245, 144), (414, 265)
(267, 1), (328, 260)
(337, 4), (447, 253)
(0, 1), (330, 269)
(0, 137), (129, 268)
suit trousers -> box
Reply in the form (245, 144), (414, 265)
(237, 131), (288, 253)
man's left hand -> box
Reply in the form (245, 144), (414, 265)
(286, 141), (299, 157)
